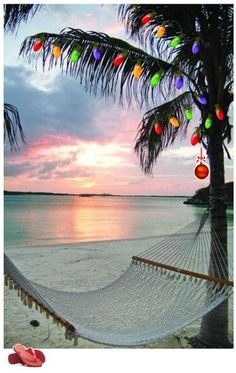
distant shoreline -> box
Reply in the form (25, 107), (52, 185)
(4, 190), (188, 198)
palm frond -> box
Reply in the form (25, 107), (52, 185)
(17, 6), (233, 174)
(19, 28), (198, 110)
(4, 4), (42, 33)
(118, 4), (233, 52)
(118, 4), (233, 103)
(134, 92), (194, 174)
(4, 103), (25, 151)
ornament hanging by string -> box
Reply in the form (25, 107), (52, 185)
(194, 147), (209, 180)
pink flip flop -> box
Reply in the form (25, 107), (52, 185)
(8, 344), (45, 367)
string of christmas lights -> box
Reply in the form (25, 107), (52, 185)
(32, 12), (225, 155)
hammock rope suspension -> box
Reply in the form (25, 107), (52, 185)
(4, 212), (233, 346)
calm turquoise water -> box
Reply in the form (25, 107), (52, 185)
(4, 195), (233, 247)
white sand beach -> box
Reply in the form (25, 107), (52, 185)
(4, 236), (233, 349)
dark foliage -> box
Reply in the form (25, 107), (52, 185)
(4, 5), (42, 150)
(19, 4), (233, 173)
(4, 104), (25, 151)
(184, 181), (233, 206)
(4, 4), (42, 34)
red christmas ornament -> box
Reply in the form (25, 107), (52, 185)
(113, 54), (125, 67)
(141, 14), (153, 25)
(194, 148), (209, 180)
(215, 107), (224, 121)
(195, 163), (209, 179)
(154, 123), (162, 135)
(33, 39), (43, 52)
(191, 131), (200, 145)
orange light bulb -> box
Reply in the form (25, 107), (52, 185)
(133, 64), (143, 79)
(53, 46), (61, 59)
(156, 25), (166, 38)
(169, 117), (179, 127)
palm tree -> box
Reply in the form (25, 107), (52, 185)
(4, 4), (42, 149)
(18, 4), (233, 347)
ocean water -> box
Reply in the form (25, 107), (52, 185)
(4, 195), (233, 247)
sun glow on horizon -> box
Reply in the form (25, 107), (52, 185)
(78, 143), (131, 168)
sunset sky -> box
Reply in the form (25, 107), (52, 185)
(4, 4), (233, 196)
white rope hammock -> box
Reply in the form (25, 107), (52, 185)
(4, 211), (233, 346)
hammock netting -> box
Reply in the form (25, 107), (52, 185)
(4, 212), (233, 346)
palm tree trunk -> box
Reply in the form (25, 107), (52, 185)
(194, 134), (232, 348)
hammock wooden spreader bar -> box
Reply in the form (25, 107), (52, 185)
(132, 256), (234, 287)
(4, 273), (76, 331)
(4, 212), (233, 346)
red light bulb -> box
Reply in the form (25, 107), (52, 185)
(215, 107), (224, 121)
(113, 54), (125, 67)
(191, 132), (200, 146)
(33, 39), (43, 52)
(141, 14), (153, 25)
(154, 123), (162, 135)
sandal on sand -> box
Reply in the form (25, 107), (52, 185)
(8, 344), (45, 367)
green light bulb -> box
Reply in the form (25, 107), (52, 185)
(169, 35), (182, 48)
(185, 108), (193, 120)
(150, 71), (162, 87)
(70, 49), (81, 63)
(205, 116), (212, 129)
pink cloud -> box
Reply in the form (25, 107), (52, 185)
(5, 128), (210, 196)
(17, 133), (79, 159)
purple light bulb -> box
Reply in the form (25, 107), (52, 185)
(197, 95), (207, 105)
(93, 48), (102, 61)
(192, 41), (200, 55)
(175, 75), (184, 89)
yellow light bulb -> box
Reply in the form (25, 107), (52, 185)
(133, 64), (143, 79)
(169, 117), (180, 127)
(53, 46), (61, 59)
(156, 25), (166, 38)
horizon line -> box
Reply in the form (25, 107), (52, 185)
(4, 190), (190, 198)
